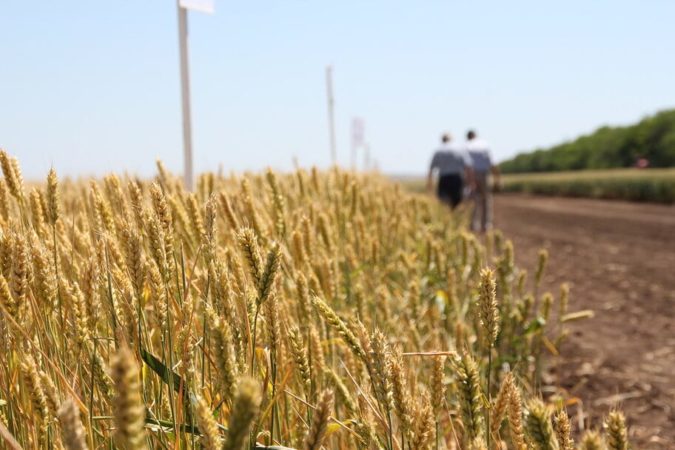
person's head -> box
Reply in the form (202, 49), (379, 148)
(467, 130), (477, 140)
(441, 133), (451, 144)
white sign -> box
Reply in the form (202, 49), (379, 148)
(352, 118), (365, 148)
(179, 0), (214, 14)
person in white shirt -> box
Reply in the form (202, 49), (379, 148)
(465, 130), (500, 231)
(427, 133), (474, 208)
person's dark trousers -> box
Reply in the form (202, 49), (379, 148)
(437, 173), (463, 209)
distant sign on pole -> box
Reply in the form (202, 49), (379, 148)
(176, 0), (213, 191)
(351, 117), (365, 169)
(325, 66), (337, 166)
(363, 143), (371, 170)
(179, 0), (215, 14)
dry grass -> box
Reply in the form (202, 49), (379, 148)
(0, 150), (630, 449)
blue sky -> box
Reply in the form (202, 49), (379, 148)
(2, 1), (675, 179)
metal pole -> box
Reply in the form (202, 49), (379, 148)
(177, 2), (194, 191)
(326, 66), (337, 165)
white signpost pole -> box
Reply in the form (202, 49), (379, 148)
(177, 2), (194, 191)
(326, 66), (337, 166)
(176, 0), (213, 192)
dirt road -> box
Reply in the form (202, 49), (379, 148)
(494, 194), (675, 448)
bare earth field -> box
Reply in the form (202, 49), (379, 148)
(494, 194), (675, 448)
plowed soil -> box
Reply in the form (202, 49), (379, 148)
(494, 194), (675, 448)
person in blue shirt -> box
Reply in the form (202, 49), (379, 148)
(427, 133), (474, 208)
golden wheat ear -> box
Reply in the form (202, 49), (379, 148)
(553, 408), (574, 450)
(506, 381), (528, 450)
(58, 399), (89, 450)
(111, 346), (146, 450)
(580, 430), (604, 450)
(604, 410), (629, 450)
(223, 377), (262, 450)
(193, 394), (222, 450)
(524, 398), (557, 450)
(303, 390), (334, 450)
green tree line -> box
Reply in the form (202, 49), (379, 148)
(500, 109), (675, 173)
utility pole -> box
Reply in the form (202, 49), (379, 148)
(176, 0), (213, 191)
(325, 66), (337, 165)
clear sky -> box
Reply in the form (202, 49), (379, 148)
(2, 1), (675, 179)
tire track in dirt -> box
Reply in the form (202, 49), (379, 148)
(494, 194), (675, 449)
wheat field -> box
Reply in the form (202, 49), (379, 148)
(0, 150), (629, 450)
(500, 168), (675, 203)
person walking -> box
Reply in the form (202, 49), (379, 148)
(465, 129), (500, 232)
(427, 133), (473, 209)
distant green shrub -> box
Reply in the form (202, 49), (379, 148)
(501, 110), (675, 173)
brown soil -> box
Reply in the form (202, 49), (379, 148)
(493, 194), (675, 448)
